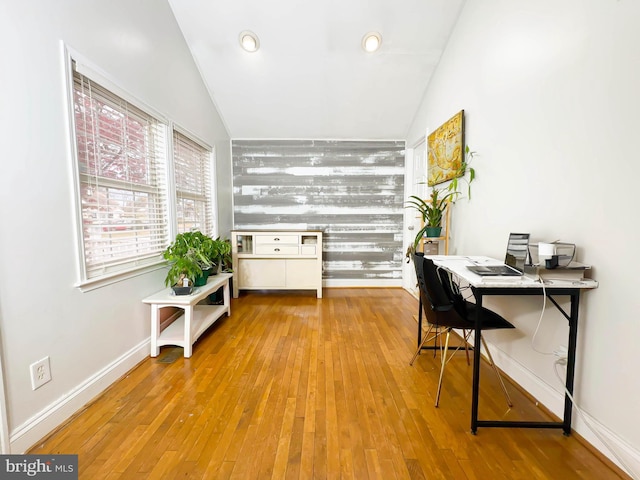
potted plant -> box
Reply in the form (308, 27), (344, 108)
(405, 145), (478, 258)
(163, 231), (214, 292)
(214, 237), (233, 273)
(406, 188), (456, 251)
(164, 256), (202, 294)
(198, 234), (219, 276)
(206, 237), (233, 304)
(200, 236), (232, 275)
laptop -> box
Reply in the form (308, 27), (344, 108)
(467, 233), (530, 276)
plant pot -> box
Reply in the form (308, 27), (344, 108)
(208, 286), (224, 305)
(194, 269), (211, 287)
(425, 226), (442, 237)
(172, 285), (193, 295)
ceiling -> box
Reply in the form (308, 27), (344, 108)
(168, 0), (465, 140)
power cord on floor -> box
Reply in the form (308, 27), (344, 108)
(554, 358), (638, 479)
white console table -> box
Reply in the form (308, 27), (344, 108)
(231, 230), (323, 298)
(142, 273), (232, 358)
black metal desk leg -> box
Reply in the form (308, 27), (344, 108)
(471, 290), (483, 434)
(563, 292), (580, 435)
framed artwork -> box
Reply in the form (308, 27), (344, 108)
(427, 110), (464, 186)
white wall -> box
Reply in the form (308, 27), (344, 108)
(407, 0), (640, 474)
(0, 0), (229, 452)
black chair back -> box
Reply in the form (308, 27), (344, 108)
(413, 253), (473, 330)
(413, 253), (452, 307)
(437, 267), (467, 317)
(413, 253), (453, 324)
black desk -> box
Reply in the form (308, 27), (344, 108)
(420, 256), (598, 435)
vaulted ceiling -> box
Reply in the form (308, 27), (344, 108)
(168, 0), (465, 139)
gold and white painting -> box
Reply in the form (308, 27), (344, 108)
(427, 110), (464, 186)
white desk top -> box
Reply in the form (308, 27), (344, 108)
(428, 256), (598, 289)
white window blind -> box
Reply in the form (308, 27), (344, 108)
(72, 67), (168, 280)
(173, 131), (214, 235)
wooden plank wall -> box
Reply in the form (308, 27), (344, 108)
(232, 140), (405, 281)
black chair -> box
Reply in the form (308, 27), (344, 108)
(409, 253), (514, 407)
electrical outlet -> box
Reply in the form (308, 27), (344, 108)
(30, 357), (52, 390)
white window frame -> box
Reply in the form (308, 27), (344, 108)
(65, 48), (171, 291)
(171, 126), (217, 238)
(65, 49), (220, 291)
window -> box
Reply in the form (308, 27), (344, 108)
(173, 130), (214, 236)
(72, 65), (169, 282)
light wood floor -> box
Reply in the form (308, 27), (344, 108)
(30, 288), (626, 479)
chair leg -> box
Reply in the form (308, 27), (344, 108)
(409, 324), (436, 366)
(462, 329), (471, 366)
(432, 325), (438, 358)
(481, 336), (513, 408)
(435, 328), (451, 407)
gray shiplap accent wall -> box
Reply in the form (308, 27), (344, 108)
(232, 140), (405, 281)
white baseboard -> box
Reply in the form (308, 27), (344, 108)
(9, 339), (150, 454)
(489, 342), (640, 478)
(488, 343), (566, 415)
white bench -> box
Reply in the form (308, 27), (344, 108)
(142, 273), (232, 358)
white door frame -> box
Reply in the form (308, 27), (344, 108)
(402, 137), (428, 296)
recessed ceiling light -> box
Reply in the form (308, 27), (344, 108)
(362, 32), (382, 53)
(239, 31), (259, 53)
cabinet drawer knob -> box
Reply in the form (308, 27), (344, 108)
(274, 237), (280, 241)
(274, 248), (280, 252)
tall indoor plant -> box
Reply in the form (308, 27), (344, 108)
(406, 145), (478, 255)
(406, 188), (456, 251)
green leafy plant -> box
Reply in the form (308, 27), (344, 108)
(406, 188), (457, 250)
(446, 145), (476, 201)
(199, 236), (219, 270)
(163, 256), (203, 288)
(405, 145), (478, 258)
(163, 231), (214, 287)
(204, 237), (233, 273)
(214, 237), (233, 273)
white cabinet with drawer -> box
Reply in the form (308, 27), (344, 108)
(255, 234), (298, 245)
(255, 244), (299, 255)
(231, 230), (323, 298)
